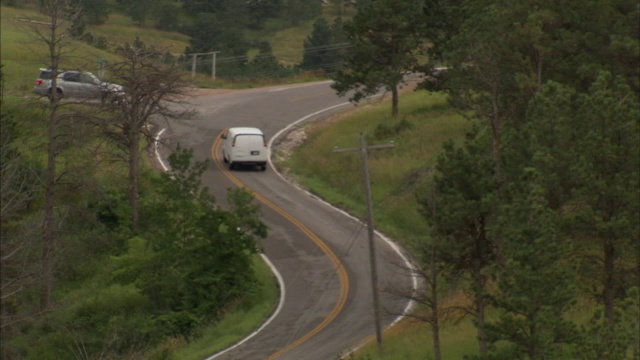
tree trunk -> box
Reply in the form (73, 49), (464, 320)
(391, 84), (399, 118)
(474, 269), (488, 354)
(490, 96), (502, 192)
(129, 129), (140, 233)
(430, 256), (442, 360)
(40, 17), (62, 308)
(474, 226), (489, 354)
(41, 86), (58, 311)
(603, 238), (615, 325)
(528, 313), (537, 359)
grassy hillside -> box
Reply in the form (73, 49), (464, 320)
(0, 2), (352, 95)
(0, 4), (189, 94)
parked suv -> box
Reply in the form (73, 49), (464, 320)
(33, 68), (124, 101)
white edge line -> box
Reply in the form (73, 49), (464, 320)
(204, 254), (286, 360)
(154, 128), (170, 172)
(267, 101), (419, 356)
(154, 128), (287, 360)
(268, 80), (333, 92)
(157, 90), (418, 358)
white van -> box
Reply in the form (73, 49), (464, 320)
(221, 127), (268, 171)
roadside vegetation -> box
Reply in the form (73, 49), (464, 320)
(280, 0), (640, 359)
(1, 0), (639, 360)
(1, 0), (360, 358)
(0, 1), (312, 359)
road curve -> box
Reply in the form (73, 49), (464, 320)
(161, 82), (416, 360)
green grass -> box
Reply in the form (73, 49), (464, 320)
(280, 91), (469, 243)
(244, 4), (356, 65)
(0, 5), (167, 94)
(170, 255), (279, 359)
(85, 11), (191, 57)
(351, 316), (479, 360)
(1, 1), (355, 95)
(251, 18), (315, 65)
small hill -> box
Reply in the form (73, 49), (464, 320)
(0, 1), (354, 95)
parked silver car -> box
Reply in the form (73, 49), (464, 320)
(33, 68), (124, 101)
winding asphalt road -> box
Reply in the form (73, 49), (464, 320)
(160, 81), (417, 360)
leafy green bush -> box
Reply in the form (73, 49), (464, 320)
(373, 118), (414, 141)
(16, 284), (156, 359)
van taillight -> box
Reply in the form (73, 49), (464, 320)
(36, 79), (43, 85)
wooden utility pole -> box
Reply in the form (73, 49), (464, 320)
(190, 51), (220, 79)
(334, 133), (394, 351)
(211, 51), (219, 80)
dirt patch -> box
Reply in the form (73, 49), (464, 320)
(272, 127), (307, 164)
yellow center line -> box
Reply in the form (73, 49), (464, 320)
(211, 135), (350, 359)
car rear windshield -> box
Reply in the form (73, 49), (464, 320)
(39, 71), (53, 80)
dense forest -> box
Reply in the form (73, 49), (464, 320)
(1, 0), (639, 359)
(331, 0), (639, 359)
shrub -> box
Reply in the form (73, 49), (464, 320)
(94, 36), (109, 50)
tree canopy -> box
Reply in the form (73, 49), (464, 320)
(416, 0), (639, 358)
(331, 0), (426, 117)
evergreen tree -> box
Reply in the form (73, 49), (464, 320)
(301, 18), (334, 73)
(573, 287), (640, 359)
(497, 73), (639, 355)
(246, 0), (282, 29)
(481, 170), (578, 359)
(182, 0), (223, 13)
(504, 81), (578, 211)
(80, 0), (109, 25)
(283, 0), (322, 25)
(569, 72), (640, 324)
(155, 1), (181, 31)
(185, 12), (250, 56)
(249, 41), (289, 79)
(300, 17), (349, 74)
(419, 0), (638, 194)
(417, 127), (497, 353)
(332, 0), (426, 117)
(184, 12), (250, 77)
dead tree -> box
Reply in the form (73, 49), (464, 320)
(383, 236), (455, 360)
(25, 0), (81, 311)
(98, 41), (194, 233)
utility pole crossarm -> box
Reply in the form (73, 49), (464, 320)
(333, 143), (394, 153)
(189, 51), (220, 79)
